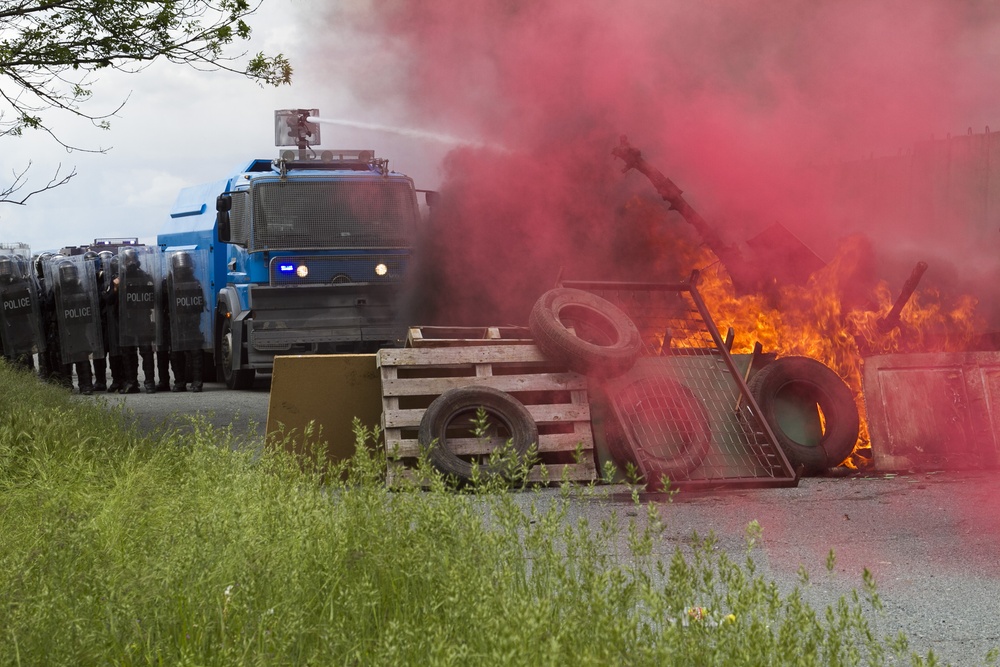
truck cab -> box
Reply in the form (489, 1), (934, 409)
(159, 144), (423, 389)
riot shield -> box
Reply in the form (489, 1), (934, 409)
(52, 257), (103, 364)
(165, 249), (212, 352)
(0, 257), (41, 357)
(117, 247), (161, 348)
(99, 253), (120, 356)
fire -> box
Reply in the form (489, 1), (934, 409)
(611, 140), (983, 471)
(687, 235), (983, 469)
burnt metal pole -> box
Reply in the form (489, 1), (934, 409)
(876, 261), (929, 333)
(611, 135), (756, 293)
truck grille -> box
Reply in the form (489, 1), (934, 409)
(269, 254), (408, 286)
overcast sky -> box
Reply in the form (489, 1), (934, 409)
(0, 0), (454, 254)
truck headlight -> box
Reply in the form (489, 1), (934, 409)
(296, 264), (309, 278)
(375, 263), (388, 276)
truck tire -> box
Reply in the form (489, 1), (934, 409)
(529, 288), (642, 379)
(747, 356), (859, 474)
(418, 386), (537, 483)
(219, 316), (256, 390)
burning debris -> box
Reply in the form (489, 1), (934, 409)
(610, 136), (986, 473)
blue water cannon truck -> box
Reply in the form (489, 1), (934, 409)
(158, 109), (431, 389)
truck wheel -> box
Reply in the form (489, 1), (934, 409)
(747, 356), (859, 474)
(418, 386), (537, 483)
(529, 288), (642, 378)
(220, 317), (256, 390)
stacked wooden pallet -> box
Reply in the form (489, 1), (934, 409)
(378, 339), (596, 485)
(405, 325), (533, 348)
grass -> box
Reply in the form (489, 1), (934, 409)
(0, 360), (984, 666)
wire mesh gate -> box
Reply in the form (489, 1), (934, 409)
(561, 276), (798, 489)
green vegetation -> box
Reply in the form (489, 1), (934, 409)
(0, 361), (961, 665)
(2, 0), (291, 205)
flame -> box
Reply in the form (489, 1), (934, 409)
(684, 236), (983, 469)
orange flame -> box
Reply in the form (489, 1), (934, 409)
(687, 236), (983, 469)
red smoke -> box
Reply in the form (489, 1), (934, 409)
(314, 0), (1000, 328)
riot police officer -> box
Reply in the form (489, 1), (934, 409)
(99, 253), (127, 392)
(114, 247), (160, 394)
(36, 253), (70, 386)
(163, 251), (207, 392)
(82, 250), (110, 391)
(0, 254), (38, 370)
(52, 259), (99, 394)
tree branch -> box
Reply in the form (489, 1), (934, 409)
(0, 162), (77, 205)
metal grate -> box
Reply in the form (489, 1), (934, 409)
(251, 179), (418, 251)
(269, 254), (408, 286)
(230, 191), (251, 247)
(562, 278), (798, 489)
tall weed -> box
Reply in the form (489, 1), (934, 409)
(0, 361), (966, 665)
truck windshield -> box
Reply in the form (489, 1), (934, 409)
(250, 179), (418, 250)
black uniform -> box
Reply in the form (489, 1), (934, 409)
(164, 252), (205, 392)
(52, 260), (95, 394)
(36, 256), (70, 386)
(115, 249), (158, 394)
(0, 255), (37, 371)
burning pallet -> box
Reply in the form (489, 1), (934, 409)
(377, 343), (597, 485)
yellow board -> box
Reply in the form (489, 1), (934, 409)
(265, 354), (383, 462)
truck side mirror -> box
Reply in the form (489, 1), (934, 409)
(216, 194), (232, 244)
(424, 191), (441, 208)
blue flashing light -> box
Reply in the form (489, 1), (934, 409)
(278, 263), (295, 274)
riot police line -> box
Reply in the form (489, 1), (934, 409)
(0, 247), (212, 395)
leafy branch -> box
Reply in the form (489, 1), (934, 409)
(0, 0), (292, 203)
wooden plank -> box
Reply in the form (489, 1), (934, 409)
(379, 339), (595, 486)
(380, 345), (548, 367)
(386, 430), (596, 458)
(380, 372), (588, 397)
(383, 403), (591, 430)
(380, 362), (401, 457)
(405, 326), (533, 348)
(266, 355), (383, 460)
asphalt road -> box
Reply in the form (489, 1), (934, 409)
(81, 372), (273, 445)
(79, 377), (1000, 665)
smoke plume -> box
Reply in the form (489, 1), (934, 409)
(311, 0), (1000, 328)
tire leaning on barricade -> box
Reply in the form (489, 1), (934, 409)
(746, 356), (860, 475)
(418, 386), (538, 483)
(604, 375), (713, 489)
(528, 288), (642, 379)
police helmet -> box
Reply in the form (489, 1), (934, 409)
(32, 255), (43, 280)
(83, 250), (98, 262)
(34, 252), (53, 280)
(0, 255), (13, 281)
(13, 255), (28, 280)
(170, 251), (194, 275)
(57, 259), (79, 284)
(121, 248), (140, 272)
(95, 250), (113, 279)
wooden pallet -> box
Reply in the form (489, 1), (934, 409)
(378, 344), (596, 485)
(406, 325), (533, 348)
